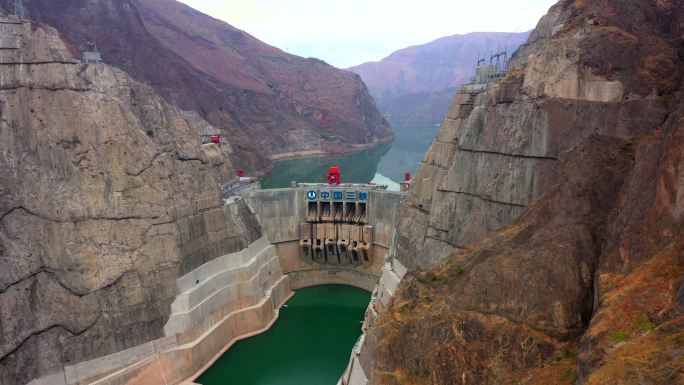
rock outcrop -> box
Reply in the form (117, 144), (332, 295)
(2, 0), (392, 172)
(359, 0), (684, 384)
(0, 18), (262, 384)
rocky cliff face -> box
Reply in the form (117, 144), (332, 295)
(2, 0), (391, 172)
(360, 0), (684, 384)
(349, 32), (530, 124)
(0, 19), (261, 384)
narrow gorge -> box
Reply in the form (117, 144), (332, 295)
(1, 0), (683, 385)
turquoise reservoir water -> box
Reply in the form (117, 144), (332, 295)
(259, 123), (439, 189)
(196, 285), (371, 385)
(259, 143), (392, 189)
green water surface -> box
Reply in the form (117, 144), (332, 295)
(259, 123), (439, 189)
(259, 143), (391, 189)
(196, 285), (370, 385)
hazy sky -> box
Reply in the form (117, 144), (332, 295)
(176, 0), (558, 68)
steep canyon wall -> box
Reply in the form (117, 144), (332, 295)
(357, 1), (684, 384)
(0, 19), (264, 384)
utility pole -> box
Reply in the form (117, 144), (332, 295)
(14, 0), (24, 19)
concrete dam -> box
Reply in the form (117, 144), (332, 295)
(29, 182), (406, 385)
(244, 184), (404, 293)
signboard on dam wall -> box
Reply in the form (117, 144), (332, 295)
(243, 187), (405, 249)
(305, 188), (369, 202)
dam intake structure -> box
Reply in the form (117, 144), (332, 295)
(299, 183), (380, 267)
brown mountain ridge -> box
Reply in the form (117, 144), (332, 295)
(1, 0), (392, 172)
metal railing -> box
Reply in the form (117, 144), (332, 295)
(222, 177), (258, 199)
(296, 182), (389, 191)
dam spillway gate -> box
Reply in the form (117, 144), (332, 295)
(300, 185), (375, 267)
(243, 184), (405, 291)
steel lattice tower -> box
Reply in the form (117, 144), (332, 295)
(14, 0), (24, 19)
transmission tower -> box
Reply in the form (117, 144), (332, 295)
(14, 0), (24, 19)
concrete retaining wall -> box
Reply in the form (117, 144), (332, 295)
(165, 236), (280, 336)
(337, 258), (408, 385)
(90, 277), (291, 385)
(176, 199), (262, 275)
(339, 335), (369, 385)
(366, 191), (403, 249)
(29, 236), (292, 385)
(375, 258), (408, 311)
(243, 189), (305, 244)
(60, 337), (177, 385)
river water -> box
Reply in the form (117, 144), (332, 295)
(196, 285), (371, 385)
(259, 123), (439, 190)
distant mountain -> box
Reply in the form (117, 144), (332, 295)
(375, 87), (458, 125)
(348, 32), (530, 124)
(5, 0), (391, 172)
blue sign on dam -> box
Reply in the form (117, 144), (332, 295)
(306, 188), (369, 202)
